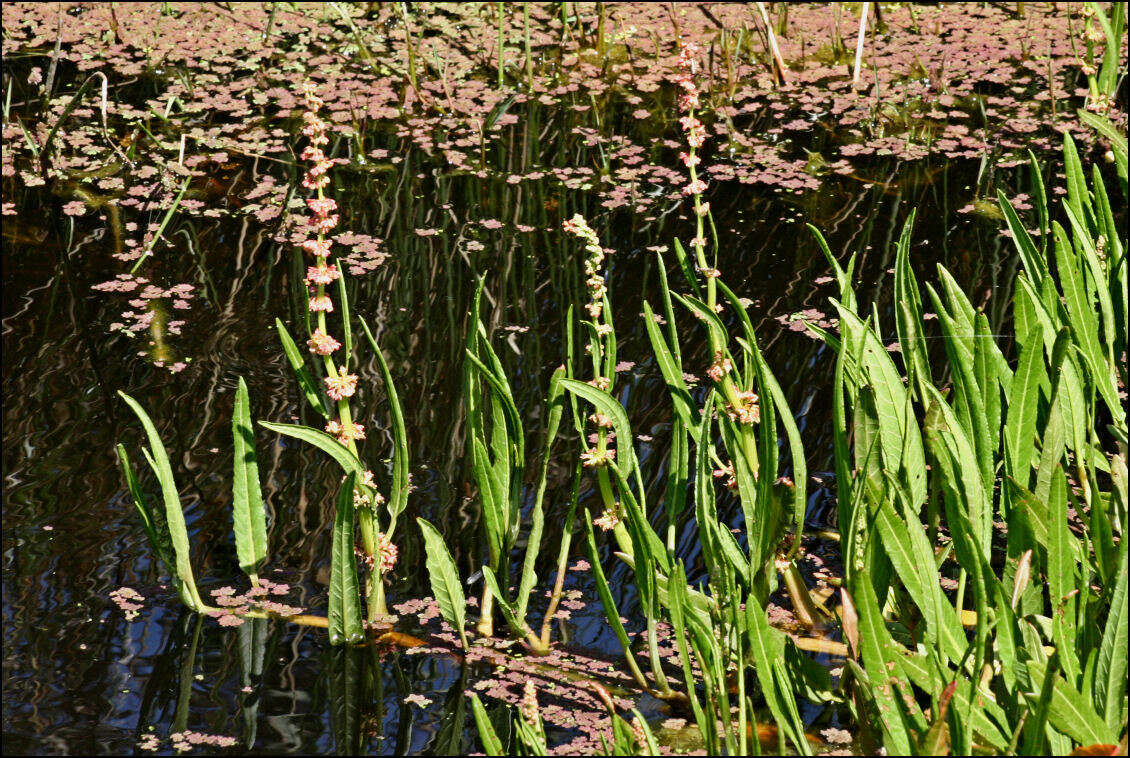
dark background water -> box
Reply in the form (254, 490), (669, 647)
(1, 146), (1033, 753)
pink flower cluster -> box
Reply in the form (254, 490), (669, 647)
(324, 369), (358, 401)
(673, 41), (707, 189)
(562, 214), (608, 321)
(592, 507), (621, 531)
(375, 531), (398, 574)
(326, 418), (365, 443)
(307, 328), (341, 355)
(170, 731), (238, 750)
(706, 351), (733, 382)
(207, 580), (303, 628)
(726, 391), (761, 426)
(109, 586), (145, 620)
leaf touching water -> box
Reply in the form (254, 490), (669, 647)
(417, 518), (468, 649)
(231, 377), (267, 582)
(118, 391), (206, 612)
(328, 473), (363, 645)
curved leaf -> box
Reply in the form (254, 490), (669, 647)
(358, 317), (409, 520)
(118, 391), (206, 612)
(274, 318), (329, 418)
(258, 421), (364, 476)
(417, 518), (468, 649)
(232, 377), (268, 581)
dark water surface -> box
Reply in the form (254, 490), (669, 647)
(3, 147), (1029, 753)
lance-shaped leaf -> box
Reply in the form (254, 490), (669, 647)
(469, 694), (504, 756)
(584, 517), (650, 691)
(558, 377), (638, 483)
(417, 518), (468, 649)
(258, 421), (364, 477)
(274, 318), (329, 418)
(745, 595), (812, 755)
(118, 391), (206, 612)
(1095, 534), (1128, 731)
(116, 444), (176, 589)
(232, 377), (268, 582)
(1026, 659), (1115, 747)
(328, 473), (363, 645)
(641, 299), (697, 430)
(359, 316), (409, 520)
(516, 368), (565, 621)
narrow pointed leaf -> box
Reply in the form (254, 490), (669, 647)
(232, 377), (268, 580)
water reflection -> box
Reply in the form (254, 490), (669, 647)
(3, 148), (1028, 752)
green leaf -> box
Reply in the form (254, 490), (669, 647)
(753, 344), (807, 559)
(558, 377), (637, 482)
(328, 472), (363, 645)
(516, 368), (565, 621)
(874, 478), (964, 661)
(672, 292), (730, 361)
(1005, 325), (1049, 484)
(232, 377), (268, 582)
(274, 318), (329, 418)
(1026, 659), (1115, 746)
(334, 268), (353, 365)
(641, 299), (697, 429)
(745, 595), (812, 755)
(1063, 131), (1094, 231)
(671, 238), (703, 300)
(258, 421), (364, 476)
(833, 303), (927, 507)
(358, 317), (409, 520)
(583, 518), (650, 691)
(118, 391), (206, 612)
(850, 575), (914, 756)
(1095, 534), (1128, 731)
(1077, 110), (1128, 195)
(417, 518), (468, 649)
(482, 565), (529, 642)
(116, 444), (176, 586)
(469, 694), (504, 756)
(998, 188), (1049, 281)
(808, 223), (856, 308)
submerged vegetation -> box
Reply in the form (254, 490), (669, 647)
(3, 2), (1127, 756)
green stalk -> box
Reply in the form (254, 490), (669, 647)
(496, 2), (505, 89)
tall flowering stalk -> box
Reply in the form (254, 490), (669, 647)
(671, 42), (761, 475)
(670, 43), (820, 625)
(297, 81), (395, 622)
(562, 214), (631, 553)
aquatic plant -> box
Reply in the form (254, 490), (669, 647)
(262, 80), (412, 635)
(7, 4), (1125, 754)
(115, 79), (410, 643)
(461, 110), (1127, 756)
(799, 119), (1127, 755)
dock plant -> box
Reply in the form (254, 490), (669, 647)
(116, 79), (410, 644)
(798, 116), (1127, 754)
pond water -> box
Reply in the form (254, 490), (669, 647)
(3, 153), (1028, 754)
(2, 3), (1120, 755)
